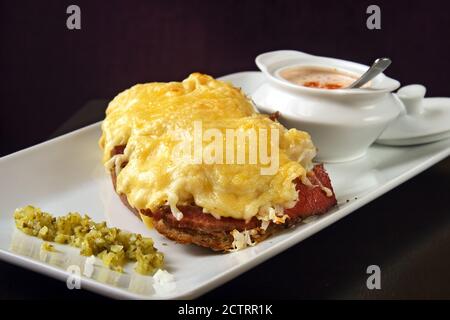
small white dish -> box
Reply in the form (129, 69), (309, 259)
(252, 50), (402, 162)
(377, 84), (450, 146)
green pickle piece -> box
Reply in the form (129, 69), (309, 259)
(14, 205), (164, 275)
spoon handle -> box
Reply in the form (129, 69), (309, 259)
(347, 57), (392, 89)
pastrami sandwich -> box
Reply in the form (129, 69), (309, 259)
(99, 73), (337, 251)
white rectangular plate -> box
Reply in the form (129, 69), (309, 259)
(1, 72), (450, 299)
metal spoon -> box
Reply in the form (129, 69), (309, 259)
(347, 57), (392, 89)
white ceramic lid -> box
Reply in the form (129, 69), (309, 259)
(377, 84), (450, 146)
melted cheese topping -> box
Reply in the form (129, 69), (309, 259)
(100, 73), (316, 221)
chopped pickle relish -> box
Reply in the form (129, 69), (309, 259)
(13, 205), (164, 275)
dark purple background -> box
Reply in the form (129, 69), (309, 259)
(2, 0), (450, 155)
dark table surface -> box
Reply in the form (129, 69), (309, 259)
(0, 100), (449, 300)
